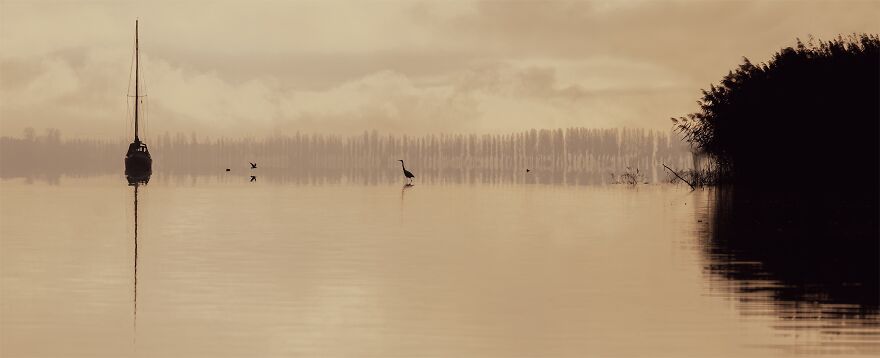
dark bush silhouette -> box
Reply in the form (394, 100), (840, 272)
(673, 34), (879, 194)
(679, 35), (880, 316)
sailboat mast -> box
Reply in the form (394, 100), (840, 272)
(134, 20), (139, 142)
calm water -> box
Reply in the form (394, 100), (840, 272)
(1, 175), (877, 357)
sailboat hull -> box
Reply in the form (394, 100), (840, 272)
(125, 152), (152, 176)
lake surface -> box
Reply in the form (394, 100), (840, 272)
(1, 175), (878, 357)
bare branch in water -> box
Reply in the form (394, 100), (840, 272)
(663, 163), (695, 190)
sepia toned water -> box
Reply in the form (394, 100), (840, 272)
(1, 175), (877, 357)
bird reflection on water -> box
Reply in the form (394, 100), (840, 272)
(400, 182), (414, 207)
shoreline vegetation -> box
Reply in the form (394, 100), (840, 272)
(669, 34), (879, 311)
(669, 34), (879, 193)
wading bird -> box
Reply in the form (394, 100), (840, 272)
(398, 160), (415, 184)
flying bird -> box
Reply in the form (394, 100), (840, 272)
(249, 162), (257, 169)
(250, 175), (257, 182)
(225, 168), (231, 172)
(398, 160), (415, 184)
(526, 169), (531, 173)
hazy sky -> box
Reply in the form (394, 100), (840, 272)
(1, 0), (877, 138)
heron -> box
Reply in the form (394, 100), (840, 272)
(249, 162), (257, 169)
(398, 160), (415, 184)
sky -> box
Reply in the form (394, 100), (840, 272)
(1, 0), (878, 139)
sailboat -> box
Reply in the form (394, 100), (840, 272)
(125, 19), (152, 182)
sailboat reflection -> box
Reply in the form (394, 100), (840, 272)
(127, 176), (147, 331)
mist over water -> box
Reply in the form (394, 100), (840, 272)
(0, 127), (694, 185)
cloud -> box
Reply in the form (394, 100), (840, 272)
(3, 47), (690, 137)
(2, 1), (878, 138)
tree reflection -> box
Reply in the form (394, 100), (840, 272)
(700, 188), (879, 353)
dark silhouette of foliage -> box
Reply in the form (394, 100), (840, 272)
(672, 34), (879, 193)
(677, 35), (880, 315)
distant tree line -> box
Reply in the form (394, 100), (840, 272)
(1, 127), (693, 185)
(0, 128), (122, 182)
